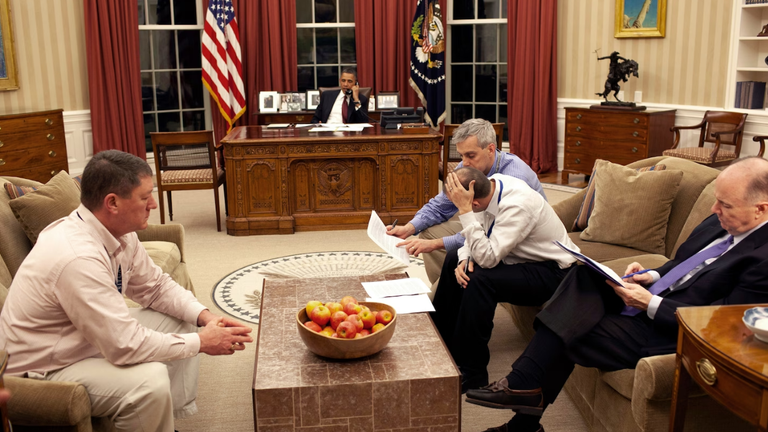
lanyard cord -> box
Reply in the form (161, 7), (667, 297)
(485, 180), (504, 238)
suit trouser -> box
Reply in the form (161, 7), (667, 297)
(44, 308), (200, 432)
(430, 249), (569, 379)
(419, 214), (462, 285)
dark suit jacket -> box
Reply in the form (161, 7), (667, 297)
(310, 89), (369, 124)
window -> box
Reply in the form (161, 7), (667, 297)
(447, 0), (508, 140)
(138, 0), (210, 153)
(296, 0), (356, 92)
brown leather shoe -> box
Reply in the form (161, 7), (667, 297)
(481, 424), (544, 432)
(466, 378), (544, 416)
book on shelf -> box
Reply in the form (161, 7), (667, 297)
(735, 81), (767, 109)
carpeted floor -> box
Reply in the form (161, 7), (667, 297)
(149, 184), (588, 432)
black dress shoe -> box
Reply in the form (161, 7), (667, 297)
(466, 377), (544, 416)
(481, 425), (544, 432)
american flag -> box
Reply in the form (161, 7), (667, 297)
(421, 1), (432, 53)
(202, 0), (245, 133)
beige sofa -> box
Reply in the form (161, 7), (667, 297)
(0, 175), (195, 432)
(505, 156), (752, 431)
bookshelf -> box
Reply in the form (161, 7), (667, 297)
(727, 2), (768, 112)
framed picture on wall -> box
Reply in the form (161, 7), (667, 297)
(259, 91), (279, 113)
(614, 0), (666, 38)
(0, 0), (19, 91)
(306, 90), (320, 110)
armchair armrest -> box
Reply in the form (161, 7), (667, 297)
(137, 224), (187, 263)
(5, 376), (91, 427)
(552, 188), (587, 232)
(670, 122), (706, 150)
(754, 135), (767, 158)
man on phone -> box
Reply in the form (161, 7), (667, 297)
(311, 67), (369, 124)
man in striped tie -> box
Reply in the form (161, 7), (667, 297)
(466, 157), (768, 432)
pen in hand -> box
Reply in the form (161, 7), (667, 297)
(622, 268), (651, 279)
(390, 219), (398, 229)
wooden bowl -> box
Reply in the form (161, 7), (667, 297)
(296, 302), (397, 359)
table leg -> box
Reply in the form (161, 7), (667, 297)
(561, 171), (570, 184)
(669, 352), (691, 432)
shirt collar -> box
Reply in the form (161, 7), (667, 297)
(734, 220), (768, 246)
(75, 204), (125, 256)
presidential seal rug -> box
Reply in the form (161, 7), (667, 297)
(212, 251), (426, 324)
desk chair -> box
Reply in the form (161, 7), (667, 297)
(662, 111), (748, 167)
(150, 130), (226, 231)
(441, 123), (504, 178)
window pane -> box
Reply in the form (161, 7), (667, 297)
(476, 24), (497, 63)
(452, 65), (472, 102)
(180, 70), (204, 109)
(182, 110), (205, 131)
(140, 30), (151, 70)
(148, 0), (171, 25)
(298, 66), (315, 91)
(178, 30), (201, 69)
(475, 104), (496, 123)
(339, 27), (356, 64)
(499, 104), (508, 142)
(141, 72), (155, 111)
(297, 28), (315, 64)
(153, 30), (177, 70)
(451, 104), (472, 124)
(479, 0), (499, 19)
(453, 0), (473, 20)
(501, 0), (507, 18)
(173, 0), (196, 25)
(144, 113), (156, 152)
(451, 25), (472, 63)
(339, 0), (354, 22)
(315, 0), (337, 23)
(499, 64), (507, 103)
(155, 71), (179, 110)
(317, 66), (338, 88)
(316, 28), (338, 64)
(475, 65), (497, 102)
(500, 24), (507, 63)
(158, 112), (182, 132)
(138, 0), (145, 25)
(296, 0), (312, 23)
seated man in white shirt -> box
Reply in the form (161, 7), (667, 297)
(0, 150), (253, 432)
(429, 167), (577, 395)
(310, 67), (370, 124)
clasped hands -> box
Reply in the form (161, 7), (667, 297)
(197, 309), (253, 356)
(606, 262), (655, 312)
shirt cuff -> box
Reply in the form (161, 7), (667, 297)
(443, 233), (464, 252)
(175, 332), (201, 357)
(409, 217), (428, 234)
(184, 303), (209, 326)
(646, 295), (663, 319)
(648, 271), (660, 282)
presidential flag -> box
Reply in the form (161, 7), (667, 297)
(409, 0), (446, 129)
(202, 0), (245, 133)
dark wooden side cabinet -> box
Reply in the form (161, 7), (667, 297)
(0, 109), (68, 183)
(563, 107), (676, 182)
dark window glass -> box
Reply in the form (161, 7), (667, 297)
(178, 30), (201, 69)
(475, 65), (496, 102)
(141, 72), (155, 111)
(451, 104), (472, 124)
(339, 27), (356, 64)
(296, 0), (312, 23)
(452, 65), (472, 102)
(153, 30), (177, 70)
(452, 25), (473, 63)
(158, 112), (182, 132)
(475, 104), (496, 123)
(138, 0), (145, 25)
(315, 28), (338, 64)
(297, 29), (315, 64)
(139, 30), (151, 70)
(182, 110), (205, 131)
(144, 113), (156, 152)
(173, 0), (196, 24)
(479, 0), (498, 19)
(499, 64), (507, 103)
(501, 0), (507, 18)
(149, 0), (171, 25)
(453, 0), (473, 20)
(500, 25), (507, 62)
(298, 67), (315, 91)
(317, 66), (338, 87)
(315, 0), (337, 23)
(499, 104), (508, 142)
(476, 24), (497, 63)
(154, 71), (179, 110)
(180, 70), (203, 109)
(339, 0), (354, 22)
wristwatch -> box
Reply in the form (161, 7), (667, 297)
(354, 100), (361, 106)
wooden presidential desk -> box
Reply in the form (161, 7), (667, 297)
(221, 125), (441, 236)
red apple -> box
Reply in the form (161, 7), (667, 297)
(304, 321), (322, 332)
(371, 323), (386, 333)
(325, 301), (343, 316)
(340, 296), (358, 308)
(359, 305), (371, 313)
(305, 300), (323, 316)
(310, 305), (331, 327)
(343, 302), (362, 316)
(336, 321), (357, 339)
(346, 314), (364, 332)
(320, 326), (334, 337)
(330, 311), (348, 330)
(359, 329), (371, 337)
(331, 333), (339, 338)
(354, 333), (363, 339)
(358, 309), (376, 329)
(377, 310), (393, 325)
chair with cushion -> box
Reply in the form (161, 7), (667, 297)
(150, 130), (225, 232)
(662, 111), (748, 167)
(441, 122), (504, 178)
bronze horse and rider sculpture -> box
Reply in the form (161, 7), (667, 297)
(595, 51), (640, 106)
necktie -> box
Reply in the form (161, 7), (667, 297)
(621, 235), (734, 316)
(341, 96), (349, 123)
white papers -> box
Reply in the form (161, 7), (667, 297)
(308, 123), (373, 132)
(266, 123), (290, 128)
(308, 127), (337, 132)
(366, 294), (435, 314)
(554, 241), (624, 286)
(343, 124), (366, 132)
(367, 211), (410, 265)
(362, 278), (431, 298)
(294, 123), (313, 128)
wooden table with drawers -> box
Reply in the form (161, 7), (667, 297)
(0, 109), (68, 183)
(562, 107), (676, 182)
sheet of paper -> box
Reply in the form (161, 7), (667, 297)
(343, 124), (366, 132)
(367, 211), (410, 265)
(266, 123), (290, 128)
(366, 294), (435, 314)
(294, 123), (313, 128)
(554, 241), (624, 286)
(362, 278), (431, 298)
(308, 127), (338, 132)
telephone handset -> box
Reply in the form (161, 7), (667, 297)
(345, 81), (358, 96)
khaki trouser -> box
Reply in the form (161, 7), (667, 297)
(419, 214), (463, 289)
(45, 308), (200, 432)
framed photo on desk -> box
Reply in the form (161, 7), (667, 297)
(306, 90), (320, 110)
(377, 92), (400, 109)
(259, 91), (279, 113)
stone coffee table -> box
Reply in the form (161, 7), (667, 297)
(252, 274), (461, 431)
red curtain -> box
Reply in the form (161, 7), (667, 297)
(204, 0), (298, 145)
(83, 0), (145, 157)
(507, 1), (558, 173)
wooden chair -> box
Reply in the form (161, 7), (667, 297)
(662, 111), (748, 167)
(150, 130), (226, 231)
(441, 123), (504, 178)
(751, 135), (768, 159)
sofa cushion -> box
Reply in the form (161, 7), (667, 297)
(0, 177), (38, 277)
(580, 160), (684, 255)
(141, 241), (182, 275)
(671, 180), (717, 258)
(600, 369), (636, 399)
(8, 171), (81, 244)
(568, 233), (650, 263)
(3, 175), (82, 199)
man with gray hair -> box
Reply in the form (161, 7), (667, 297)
(0, 150), (253, 431)
(387, 118), (546, 285)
